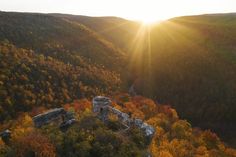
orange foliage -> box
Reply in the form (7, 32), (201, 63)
(73, 99), (92, 112)
(202, 130), (220, 149)
(225, 148), (236, 157)
(121, 96), (159, 119)
(30, 106), (47, 117)
(0, 138), (5, 146)
(196, 146), (208, 156)
(64, 99), (91, 113)
(123, 102), (145, 119)
(63, 103), (71, 111)
(159, 105), (176, 119)
(14, 131), (56, 157)
(158, 150), (173, 157)
(112, 102), (123, 111)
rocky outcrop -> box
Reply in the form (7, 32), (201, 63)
(92, 96), (155, 137)
(33, 108), (75, 130)
(33, 108), (66, 127)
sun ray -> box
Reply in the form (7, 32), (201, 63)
(126, 22), (154, 88)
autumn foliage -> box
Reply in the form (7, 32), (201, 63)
(14, 132), (56, 157)
(0, 41), (121, 122)
(0, 94), (236, 156)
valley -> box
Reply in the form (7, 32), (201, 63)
(0, 11), (236, 156)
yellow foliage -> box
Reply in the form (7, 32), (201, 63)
(159, 150), (173, 157)
(108, 114), (119, 121)
(150, 132), (160, 156)
(195, 146), (209, 157)
(168, 139), (193, 157)
(171, 120), (192, 139)
(11, 114), (34, 142)
(225, 148), (236, 157)
(170, 109), (178, 121)
(112, 103), (123, 111)
(22, 114), (33, 127)
(146, 114), (169, 128)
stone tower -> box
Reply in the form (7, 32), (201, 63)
(92, 96), (111, 112)
(92, 96), (111, 121)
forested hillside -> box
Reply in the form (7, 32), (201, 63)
(0, 41), (121, 122)
(68, 13), (236, 145)
(53, 14), (140, 51)
(136, 14), (236, 145)
(1, 94), (236, 157)
(0, 12), (126, 72)
(0, 11), (236, 148)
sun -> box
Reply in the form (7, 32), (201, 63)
(130, 10), (166, 25)
(141, 17), (161, 25)
(120, 0), (172, 25)
(132, 15), (162, 25)
(137, 15), (164, 25)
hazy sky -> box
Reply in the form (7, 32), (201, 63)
(1, 0), (236, 22)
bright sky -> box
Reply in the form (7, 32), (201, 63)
(1, 0), (236, 23)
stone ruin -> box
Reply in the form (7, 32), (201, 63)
(0, 108), (76, 143)
(92, 96), (155, 137)
(92, 96), (111, 121)
(1, 96), (155, 144)
(32, 108), (76, 130)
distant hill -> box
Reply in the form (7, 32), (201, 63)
(0, 11), (126, 72)
(52, 14), (140, 51)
